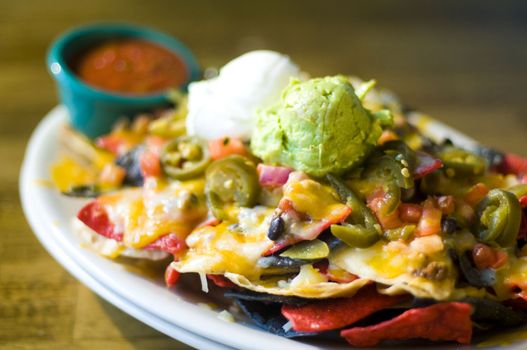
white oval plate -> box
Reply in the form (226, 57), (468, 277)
(20, 106), (526, 350)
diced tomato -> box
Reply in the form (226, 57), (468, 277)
(164, 264), (180, 287)
(145, 135), (166, 155)
(98, 163), (126, 187)
(366, 190), (403, 230)
(492, 250), (509, 269)
(498, 153), (527, 176)
(399, 203), (422, 223)
(208, 137), (247, 160)
(140, 149), (162, 178)
(377, 130), (399, 145)
(415, 199), (442, 237)
(519, 196), (527, 209)
(207, 274), (237, 288)
(77, 200), (123, 241)
(96, 134), (133, 155)
(413, 151), (443, 179)
(144, 233), (187, 256)
(464, 182), (489, 207)
(257, 164), (293, 187)
(437, 195), (455, 215)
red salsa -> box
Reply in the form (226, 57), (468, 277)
(72, 39), (187, 94)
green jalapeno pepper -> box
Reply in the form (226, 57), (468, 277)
(205, 155), (260, 219)
(330, 223), (379, 248)
(381, 140), (417, 172)
(161, 136), (210, 180)
(438, 146), (486, 177)
(280, 239), (329, 260)
(327, 174), (380, 248)
(475, 189), (521, 247)
(360, 154), (412, 215)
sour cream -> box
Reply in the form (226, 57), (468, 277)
(186, 50), (300, 140)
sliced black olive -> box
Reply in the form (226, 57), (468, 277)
(115, 145), (144, 186)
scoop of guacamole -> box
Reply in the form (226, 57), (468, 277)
(251, 75), (383, 177)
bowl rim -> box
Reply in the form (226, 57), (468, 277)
(46, 22), (201, 103)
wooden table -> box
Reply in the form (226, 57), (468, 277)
(1, 1), (526, 349)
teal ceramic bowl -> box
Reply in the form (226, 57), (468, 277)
(47, 23), (200, 138)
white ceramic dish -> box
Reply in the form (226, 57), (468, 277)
(20, 106), (527, 350)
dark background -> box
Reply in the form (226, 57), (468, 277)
(1, 1), (526, 349)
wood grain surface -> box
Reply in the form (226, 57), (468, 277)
(1, 1), (526, 349)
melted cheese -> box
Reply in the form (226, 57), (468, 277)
(284, 178), (346, 221)
(51, 156), (96, 191)
(173, 206), (275, 279)
(331, 240), (457, 300)
(224, 272), (370, 298)
(494, 255), (527, 300)
(98, 177), (207, 248)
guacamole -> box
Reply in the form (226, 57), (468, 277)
(251, 75), (383, 177)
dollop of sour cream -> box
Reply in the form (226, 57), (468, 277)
(186, 50), (300, 140)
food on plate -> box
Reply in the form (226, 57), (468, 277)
(186, 50), (300, 140)
(72, 38), (188, 94)
(251, 75), (387, 177)
(52, 50), (527, 346)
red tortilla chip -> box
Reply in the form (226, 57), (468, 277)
(281, 286), (409, 332)
(207, 274), (237, 288)
(340, 302), (473, 347)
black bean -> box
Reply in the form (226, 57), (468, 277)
(267, 215), (285, 241)
(457, 251), (496, 288)
(441, 217), (458, 234)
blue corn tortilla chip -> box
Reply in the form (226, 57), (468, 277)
(225, 289), (309, 306)
(234, 299), (340, 339)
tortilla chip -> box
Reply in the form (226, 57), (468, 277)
(340, 302), (473, 347)
(281, 285), (409, 332)
(224, 272), (370, 298)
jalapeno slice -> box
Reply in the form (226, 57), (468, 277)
(205, 155), (260, 219)
(330, 223), (379, 248)
(438, 147), (486, 177)
(475, 189), (521, 247)
(280, 239), (329, 260)
(161, 136), (210, 180)
(327, 174), (381, 248)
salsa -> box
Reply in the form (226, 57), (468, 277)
(72, 39), (187, 94)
